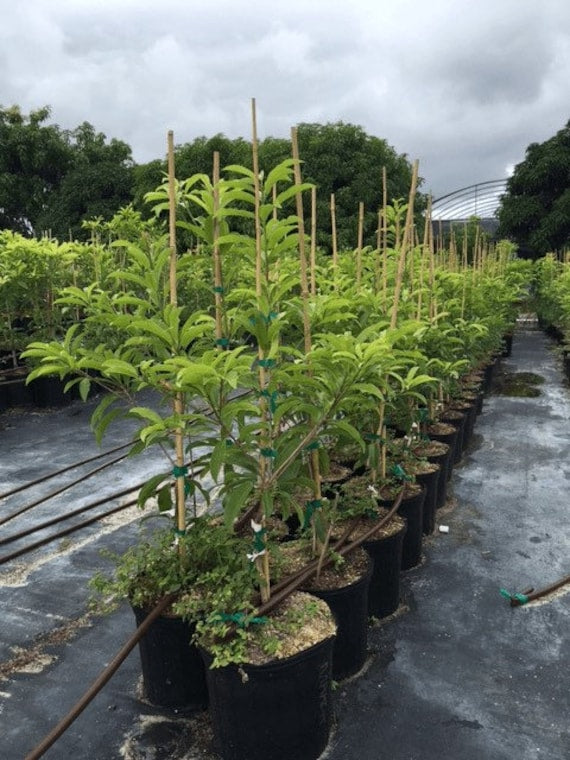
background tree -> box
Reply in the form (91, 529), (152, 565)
(497, 121), (570, 257)
(0, 105), (73, 235)
(37, 122), (134, 240)
(132, 123), (421, 250)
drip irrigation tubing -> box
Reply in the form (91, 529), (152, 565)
(0, 441), (132, 502)
(0, 498), (138, 566)
(0, 484), (144, 548)
(0, 452), (130, 529)
(23, 593), (177, 760)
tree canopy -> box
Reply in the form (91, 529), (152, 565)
(0, 106), (134, 240)
(1, 106), (421, 249)
(497, 121), (570, 257)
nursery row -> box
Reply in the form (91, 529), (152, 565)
(18, 139), (532, 760)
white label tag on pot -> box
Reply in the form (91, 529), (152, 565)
(439, 525), (450, 534)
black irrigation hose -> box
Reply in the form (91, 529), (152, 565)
(24, 593), (177, 760)
(0, 483), (143, 548)
(0, 452), (130, 529)
(0, 462), (207, 565)
(0, 498), (139, 566)
(0, 441), (133, 502)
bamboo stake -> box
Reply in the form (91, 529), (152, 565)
(382, 166), (388, 311)
(167, 131), (186, 541)
(292, 127), (323, 551)
(356, 201), (364, 287)
(330, 193), (338, 275)
(212, 151), (225, 347)
(390, 160), (419, 329)
(310, 185), (317, 296)
(251, 99), (271, 603)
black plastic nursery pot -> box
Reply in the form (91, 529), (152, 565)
(362, 516), (407, 619)
(31, 376), (69, 408)
(451, 400), (476, 450)
(425, 425), (456, 487)
(411, 464), (440, 535)
(306, 550), (372, 680)
(440, 410), (465, 465)
(378, 485), (425, 571)
(202, 636), (335, 760)
(501, 333), (514, 357)
(132, 606), (208, 710)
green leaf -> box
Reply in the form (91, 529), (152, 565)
(223, 481), (254, 527)
(157, 484), (173, 512)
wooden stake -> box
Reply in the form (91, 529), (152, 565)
(310, 185), (317, 296)
(167, 131), (186, 541)
(356, 201), (364, 287)
(330, 193), (338, 274)
(390, 160), (419, 329)
(212, 151), (224, 346)
(292, 126), (322, 546)
(382, 166), (388, 311)
(251, 99), (271, 603)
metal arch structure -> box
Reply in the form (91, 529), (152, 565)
(431, 179), (508, 222)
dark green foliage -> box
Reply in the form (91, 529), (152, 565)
(0, 106), (74, 235)
(498, 121), (570, 257)
(133, 122), (422, 251)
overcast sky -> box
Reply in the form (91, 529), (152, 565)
(1, 0), (569, 199)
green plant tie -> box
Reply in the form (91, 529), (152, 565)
(225, 438), (234, 446)
(214, 612), (268, 628)
(172, 465), (188, 478)
(257, 358), (276, 369)
(173, 528), (186, 537)
(252, 527), (267, 553)
(364, 433), (386, 444)
(213, 286), (224, 294)
(391, 464), (413, 482)
(499, 588), (529, 605)
(259, 389), (279, 413)
(305, 440), (321, 451)
(303, 499), (323, 529)
(250, 311), (278, 325)
(260, 447), (277, 458)
(215, 337), (230, 347)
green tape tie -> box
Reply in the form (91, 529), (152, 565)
(259, 390), (279, 413)
(260, 447), (277, 458)
(499, 588), (529, 605)
(257, 358), (276, 369)
(172, 465), (188, 478)
(305, 440), (321, 451)
(225, 438), (234, 446)
(391, 464), (413, 482)
(173, 528), (186, 537)
(215, 337), (230, 347)
(364, 433), (386, 444)
(213, 286), (224, 294)
(303, 499), (323, 529)
(252, 526), (267, 553)
(214, 612), (268, 628)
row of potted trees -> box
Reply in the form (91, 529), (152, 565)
(23, 153), (531, 759)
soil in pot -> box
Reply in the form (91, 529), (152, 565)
(377, 482), (425, 570)
(201, 591), (336, 760)
(132, 606), (208, 711)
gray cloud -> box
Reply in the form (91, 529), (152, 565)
(1, 0), (569, 199)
